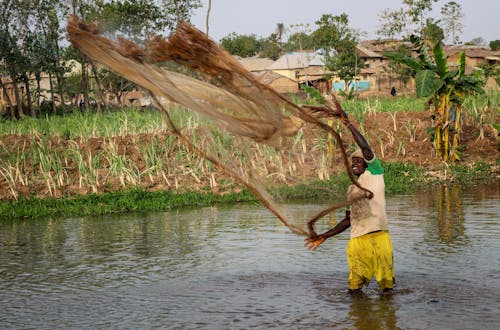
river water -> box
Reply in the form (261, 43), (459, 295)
(1, 184), (499, 329)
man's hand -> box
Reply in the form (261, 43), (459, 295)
(327, 99), (349, 125)
(304, 235), (326, 251)
(334, 108), (349, 125)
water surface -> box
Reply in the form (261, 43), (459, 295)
(1, 184), (499, 329)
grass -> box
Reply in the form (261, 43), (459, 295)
(0, 94), (497, 219)
(0, 107), (167, 137)
(0, 189), (257, 220)
(1, 160), (495, 220)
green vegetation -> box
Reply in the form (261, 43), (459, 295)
(0, 108), (166, 137)
(385, 36), (485, 162)
(1, 95), (497, 220)
(0, 189), (256, 220)
(0, 159), (495, 220)
(342, 96), (427, 115)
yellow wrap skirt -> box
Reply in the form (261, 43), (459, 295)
(346, 230), (395, 290)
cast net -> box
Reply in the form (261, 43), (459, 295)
(66, 15), (371, 237)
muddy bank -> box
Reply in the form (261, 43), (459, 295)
(0, 111), (498, 202)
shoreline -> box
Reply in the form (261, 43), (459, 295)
(1, 161), (497, 221)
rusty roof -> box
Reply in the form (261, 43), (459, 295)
(237, 57), (275, 72)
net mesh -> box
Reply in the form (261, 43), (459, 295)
(66, 15), (370, 236)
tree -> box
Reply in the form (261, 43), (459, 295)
(87, 0), (166, 42)
(385, 36), (485, 162)
(275, 23), (286, 43)
(385, 43), (415, 88)
(0, 0), (33, 118)
(284, 23), (314, 51)
(220, 33), (261, 58)
(205, 0), (211, 36)
(284, 32), (315, 52)
(377, 8), (406, 40)
(377, 0), (439, 39)
(440, 1), (464, 45)
(161, 0), (202, 32)
(260, 34), (282, 60)
(311, 13), (362, 94)
(421, 18), (444, 47)
(465, 37), (487, 46)
(490, 40), (500, 51)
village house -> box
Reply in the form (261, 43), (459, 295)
(1, 42), (498, 115)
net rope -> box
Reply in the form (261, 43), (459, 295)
(66, 15), (372, 237)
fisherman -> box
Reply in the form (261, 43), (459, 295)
(304, 109), (395, 294)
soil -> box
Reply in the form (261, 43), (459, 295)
(0, 111), (498, 201)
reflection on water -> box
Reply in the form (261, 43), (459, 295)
(0, 183), (499, 329)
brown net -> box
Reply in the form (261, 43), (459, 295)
(66, 15), (370, 237)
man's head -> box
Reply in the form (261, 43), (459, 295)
(350, 149), (367, 176)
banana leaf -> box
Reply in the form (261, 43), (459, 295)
(416, 70), (443, 98)
(384, 51), (424, 71)
(433, 42), (448, 78)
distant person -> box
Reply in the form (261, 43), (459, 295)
(304, 109), (395, 294)
(390, 86), (397, 97)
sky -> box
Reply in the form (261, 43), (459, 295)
(190, 0), (499, 44)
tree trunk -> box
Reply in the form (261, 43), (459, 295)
(0, 78), (15, 118)
(48, 72), (57, 114)
(81, 62), (90, 111)
(55, 71), (66, 110)
(21, 73), (34, 116)
(205, 0), (212, 36)
(35, 72), (42, 116)
(90, 61), (103, 112)
(433, 93), (460, 162)
(11, 76), (24, 118)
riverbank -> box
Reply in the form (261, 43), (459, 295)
(0, 160), (497, 220)
(1, 97), (498, 220)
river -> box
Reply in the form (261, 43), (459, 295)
(0, 184), (499, 329)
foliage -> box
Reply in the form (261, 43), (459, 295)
(377, 0), (439, 39)
(421, 18), (444, 47)
(384, 35), (485, 161)
(480, 63), (500, 86)
(283, 32), (316, 52)
(311, 13), (362, 92)
(465, 37), (487, 46)
(490, 40), (500, 51)
(300, 84), (327, 104)
(284, 23), (315, 51)
(87, 0), (166, 42)
(2, 158), (495, 219)
(259, 33), (283, 60)
(440, 1), (464, 45)
(386, 43), (415, 86)
(0, 0), (201, 117)
(0, 188), (256, 220)
(220, 32), (261, 58)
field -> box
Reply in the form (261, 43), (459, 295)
(0, 95), (498, 205)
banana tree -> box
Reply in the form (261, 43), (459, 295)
(385, 36), (484, 161)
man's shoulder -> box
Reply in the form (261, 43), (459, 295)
(365, 156), (383, 175)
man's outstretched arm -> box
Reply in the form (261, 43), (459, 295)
(304, 211), (351, 251)
(345, 123), (374, 161)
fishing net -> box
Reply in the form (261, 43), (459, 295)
(66, 15), (371, 237)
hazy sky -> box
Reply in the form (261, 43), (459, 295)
(190, 0), (499, 44)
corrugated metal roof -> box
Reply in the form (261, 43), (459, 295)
(356, 45), (383, 58)
(267, 50), (329, 70)
(237, 57), (275, 72)
(299, 66), (328, 75)
(255, 71), (295, 84)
